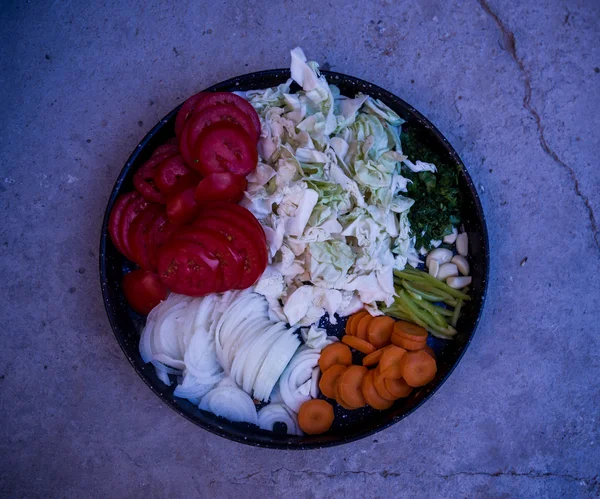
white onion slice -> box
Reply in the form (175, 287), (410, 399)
(257, 403), (302, 436)
(199, 378), (258, 425)
(278, 347), (321, 412)
(242, 323), (286, 394)
(310, 366), (320, 399)
(174, 371), (221, 404)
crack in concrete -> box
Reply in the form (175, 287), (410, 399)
(477, 0), (600, 251)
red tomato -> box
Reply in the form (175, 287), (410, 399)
(166, 186), (201, 226)
(151, 143), (179, 158)
(192, 122), (258, 177)
(199, 201), (266, 242)
(133, 150), (177, 203)
(122, 270), (168, 315)
(128, 205), (162, 270)
(190, 92), (261, 141)
(156, 240), (220, 296)
(175, 92), (205, 138)
(186, 104), (259, 146)
(154, 155), (196, 197)
(119, 193), (149, 261)
(109, 192), (138, 256)
(146, 211), (176, 269)
(194, 172), (247, 204)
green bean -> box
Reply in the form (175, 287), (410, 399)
(395, 268), (470, 300)
(451, 299), (464, 328)
(400, 280), (447, 302)
(417, 299), (453, 324)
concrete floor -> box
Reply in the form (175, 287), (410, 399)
(1, 0), (599, 497)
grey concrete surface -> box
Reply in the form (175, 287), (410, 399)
(1, 0), (599, 497)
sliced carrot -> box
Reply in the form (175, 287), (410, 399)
(394, 321), (428, 340)
(349, 311), (369, 336)
(373, 367), (397, 401)
(399, 350), (437, 387)
(356, 315), (373, 341)
(362, 370), (394, 410)
(362, 345), (394, 367)
(319, 364), (347, 399)
(367, 316), (395, 349)
(342, 335), (376, 355)
(378, 345), (407, 379)
(335, 382), (358, 410)
(337, 365), (367, 409)
(384, 377), (413, 398)
(344, 314), (358, 335)
(423, 344), (436, 360)
(318, 343), (353, 373)
(391, 333), (427, 351)
(298, 399), (335, 435)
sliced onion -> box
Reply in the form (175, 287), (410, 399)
(230, 319), (276, 388)
(241, 323), (286, 394)
(199, 378), (258, 425)
(174, 370), (221, 404)
(278, 347), (321, 412)
(257, 403), (302, 436)
(310, 366), (320, 399)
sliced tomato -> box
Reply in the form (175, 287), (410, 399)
(172, 226), (244, 291)
(192, 122), (258, 177)
(154, 154), (196, 196)
(194, 172), (247, 204)
(119, 193), (149, 261)
(200, 201), (266, 242)
(146, 211), (176, 269)
(175, 92), (206, 138)
(122, 270), (168, 315)
(166, 186), (201, 226)
(190, 92), (261, 141)
(156, 240), (220, 296)
(108, 192), (138, 255)
(186, 104), (259, 148)
(192, 216), (267, 289)
(133, 151), (176, 203)
(151, 144), (179, 158)
(128, 204), (162, 270)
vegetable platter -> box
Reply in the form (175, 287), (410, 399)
(100, 48), (489, 449)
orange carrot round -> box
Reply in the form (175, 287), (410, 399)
(335, 382), (358, 410)
(337, 365), (367, 409)
(423, 344), (436, 360)
(319, 364), (347, 399)
(362, 370), (394, 410)
(392, 321), (428, 350)
(345, 314), (358, 335)
(349, 311), (369, 336)
(378, 345), (407, 379)
(298, 399), (335, 435)
(399, 350), (437, 387)
(391, 333), (427, 351)
(318, 343), (353, 372)
(367, 316), (394, 349)
(342, 335), (376, 355)
(384, 377), (413, 398)
(356, 315), (373, 341)
(373, 367), (397, 401)
(362, 345), (394, 367)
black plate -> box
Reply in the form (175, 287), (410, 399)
(99, 69), (489, 449)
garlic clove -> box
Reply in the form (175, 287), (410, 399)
(443, 227), (458, 244)
(437, 263), (459, 281)
(425, 248), (453, 268)
(446, 276), (472, 289)
(429, 259), (440, 278)
(456, 233), (469, 256)
(451, 255), (470, 276)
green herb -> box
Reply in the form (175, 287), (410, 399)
(400, 127), (461, 250)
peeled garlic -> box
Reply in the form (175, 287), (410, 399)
(428, 259), (440, 278)
(437, 263), (459, 281)
(443, 227), (458, 244)
(456, 233), (469, 256)
(446, 276), (472, 289)
(425, 248), (453, 268)
(451, 255), (470, 276)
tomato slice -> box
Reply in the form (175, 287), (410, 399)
(156, 240), (220, 296)
(186, 103), (259, 147)
(119, 193), (150, 261)
(122, 270), (168, 315)
(151, 143), (179, 158)
(192, 122), (258, 177)
(171, 226), (244, 291)
(175, 92), (205, 138)
(108, 192), (138, 256)
(146, 211), (176, 269)
(166, 186), (201, 226)
(192, 216), (267, 289)
(133, 150), (176, 203)
(200, 201), (266, 242)
(128, 204), (162, 270)
(191, 92), (261, 141)
(194, 172), (247, 204)
(154, 154), (196, 196)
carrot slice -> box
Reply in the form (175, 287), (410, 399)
(345, 315), (356, 335)
(373, 367), (397, 401)
(391, 333), (427, 351)
(349, 311), (369, 336)
(394, 321), (428, 340)
(362, 370), (394, 410)
(423, 344), (436, 360)
(342, 335), (376, 355)
(337, 365), (367, 409)
(319, 364), (347, 399)
(298, 399), (335, 435)
(362, 345), (394, 367)
(399, 350), (437, 387)
(356, 315), (373, 341)
(367, 316), (395, 348)
(335, 382), (358, 410)
(378, 345), (407, 379)
(384, 377), (413, 398)
(318, 343), (353, 373)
